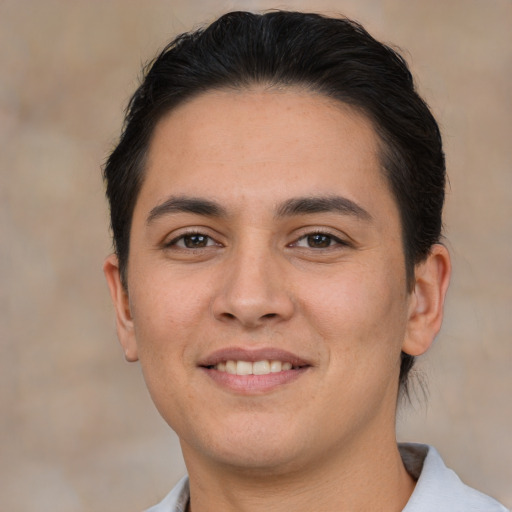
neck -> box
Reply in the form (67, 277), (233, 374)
(182, 434), (415, 512)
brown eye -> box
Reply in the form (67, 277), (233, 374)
(306, 234), (333, 248)
(182, 234), (211, 248)
(292, 231), (347, 250)
(166, 232), (219, 249)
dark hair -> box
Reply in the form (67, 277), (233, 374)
(104, 10), (445, 394)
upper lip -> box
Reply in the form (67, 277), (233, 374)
(198, 347), (311, 368)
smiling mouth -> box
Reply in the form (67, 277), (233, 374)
(207, 360), (304, 375)
(198, 348), (311, 393)
(199, 352), (310, 393)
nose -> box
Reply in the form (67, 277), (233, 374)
(211, 243), (295, 329)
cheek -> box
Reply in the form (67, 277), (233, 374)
(128, 277), (201, 422)
(128, 269), (211, 380)
(131, 266), (207, 333)
(300, 261), (409, 363)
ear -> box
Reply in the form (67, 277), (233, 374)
(103, 254), (139, 362)
(402, 244), (451, 356)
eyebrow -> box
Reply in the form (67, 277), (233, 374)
(146, 194), (372, 225)
(146, 196), (227, 224)
(275, 196), (372, 221)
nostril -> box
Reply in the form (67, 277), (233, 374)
(262, 313), (277, 319)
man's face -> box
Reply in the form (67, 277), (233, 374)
(108, 89), (420, 473)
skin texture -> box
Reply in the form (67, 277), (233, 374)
(104, 89), (451, 512)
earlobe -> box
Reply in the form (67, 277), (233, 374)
(103, 254), (139, 362)
(402, 244), (451, 356)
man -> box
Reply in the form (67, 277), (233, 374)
(102, 10), (508, 512)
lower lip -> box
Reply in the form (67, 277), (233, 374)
(200, 367), (309, 394)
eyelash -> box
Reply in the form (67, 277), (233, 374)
(164, 230), (221, 250)
(291, 231), (349, 249)
(164, 229), (348, 251)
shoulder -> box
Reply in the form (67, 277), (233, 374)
(400, 443), (509, 512)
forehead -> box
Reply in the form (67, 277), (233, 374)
(138, 88), (395, 219)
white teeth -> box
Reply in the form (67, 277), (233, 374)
(214, 360), (296, 375)
(253, 360), (270, 375)
(270, 360), (282, 373)
(236, 361), (253, 375)
(225, 360), (237, 374)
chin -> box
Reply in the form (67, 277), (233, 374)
(181, 418), (313, 474)
(210, 446), (306, 475)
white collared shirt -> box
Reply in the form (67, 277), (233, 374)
(145, 444), (509, 512)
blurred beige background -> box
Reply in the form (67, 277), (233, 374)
(1, 0), (510, 510)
